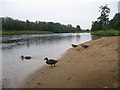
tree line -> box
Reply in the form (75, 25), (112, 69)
(91, 4), (120, 31)
(2, 17), (82, 33)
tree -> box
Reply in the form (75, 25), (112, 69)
(3, 17), (15, 30)
(97, 4), (110, 30)
(2, 17), (81, 33)
(91, 21), (102, 31)
(109, 13), (120, 30)
(76, 25), (81, 31)
(91, 4), (111, 31)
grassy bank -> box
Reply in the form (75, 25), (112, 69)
(91, 30), (120, 36)
(0, 30), (53, 35)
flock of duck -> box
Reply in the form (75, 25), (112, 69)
(71, 43), (89, 48)
(20, 43), (89, 67)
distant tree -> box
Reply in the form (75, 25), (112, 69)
(97, 4), (110, 30)
(91, 21), (102, 31)
(13, 19), (26, 30)
(26, 20), (30, 30)
(86, 29), (90, 31)
(3, 17), (15, 30)
(76, 25), (81, 31)
(2, 17), (81, 33)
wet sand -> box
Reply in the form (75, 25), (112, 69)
(22, 36), (119, 88)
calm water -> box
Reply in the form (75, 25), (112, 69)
(1, 33), (100, 88)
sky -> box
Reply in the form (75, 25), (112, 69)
(0, 0), (119, 29)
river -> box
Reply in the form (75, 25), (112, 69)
(1, 33), (100, 88)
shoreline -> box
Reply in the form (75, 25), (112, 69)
(22, 36), (119, 88)
(1, 31), (53, 35)
(1, 30), (120, 36)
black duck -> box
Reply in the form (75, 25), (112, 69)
(71, 44), (78, 48)
(44, 57), (58, 67)
(20, 55), (31, 60)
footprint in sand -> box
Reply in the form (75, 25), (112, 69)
(67, 77), (72, 80)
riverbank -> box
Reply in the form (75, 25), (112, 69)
(22, 36), (119, 88)
(0, 30), (53, 35)
(1, 30), (84, 35)
(91, 30), (120, 36)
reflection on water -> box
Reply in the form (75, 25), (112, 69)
(0, 34), (2, 89)
(91, 35), (103, 40)
(2, 33), (98, 88)
(2, 34), (79, 49)
(0, 48), (2, 89)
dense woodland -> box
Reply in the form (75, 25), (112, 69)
(91, 4), (120, 31)
(2, 17), (81, 33)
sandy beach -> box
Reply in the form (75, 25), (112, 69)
(22, 36), (119, 88)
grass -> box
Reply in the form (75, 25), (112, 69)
(91, 30), (120, 36)
(0, 30), (53, 35)
(1, 30), (119, 36)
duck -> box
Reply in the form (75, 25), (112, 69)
(20, 55), (31, 60)
(71, 44), (78, 48)
(44, 57), (58, 67)
(81, 44), (89, 48)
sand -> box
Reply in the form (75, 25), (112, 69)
(22, 36), (119, 88)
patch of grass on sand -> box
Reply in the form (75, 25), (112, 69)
(91, 30), (120, 36)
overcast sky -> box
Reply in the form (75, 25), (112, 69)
(0, 0), (119, 29)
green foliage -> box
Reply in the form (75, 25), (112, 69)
(76, 25), (81, 31)
(91, 4), (110, 31)
(92, 13), (120, 31)
(2, 17), (82, 33)
(91, 4), (120, 31)
(97, 4), (110, 30)
(91, 21), (102, 31)
(109, 13), (120, 30)
(91, 30), (120, 36)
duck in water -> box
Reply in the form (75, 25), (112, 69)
(20, 55), (31, 60)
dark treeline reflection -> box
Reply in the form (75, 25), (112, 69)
(2, 33), (81, 49)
